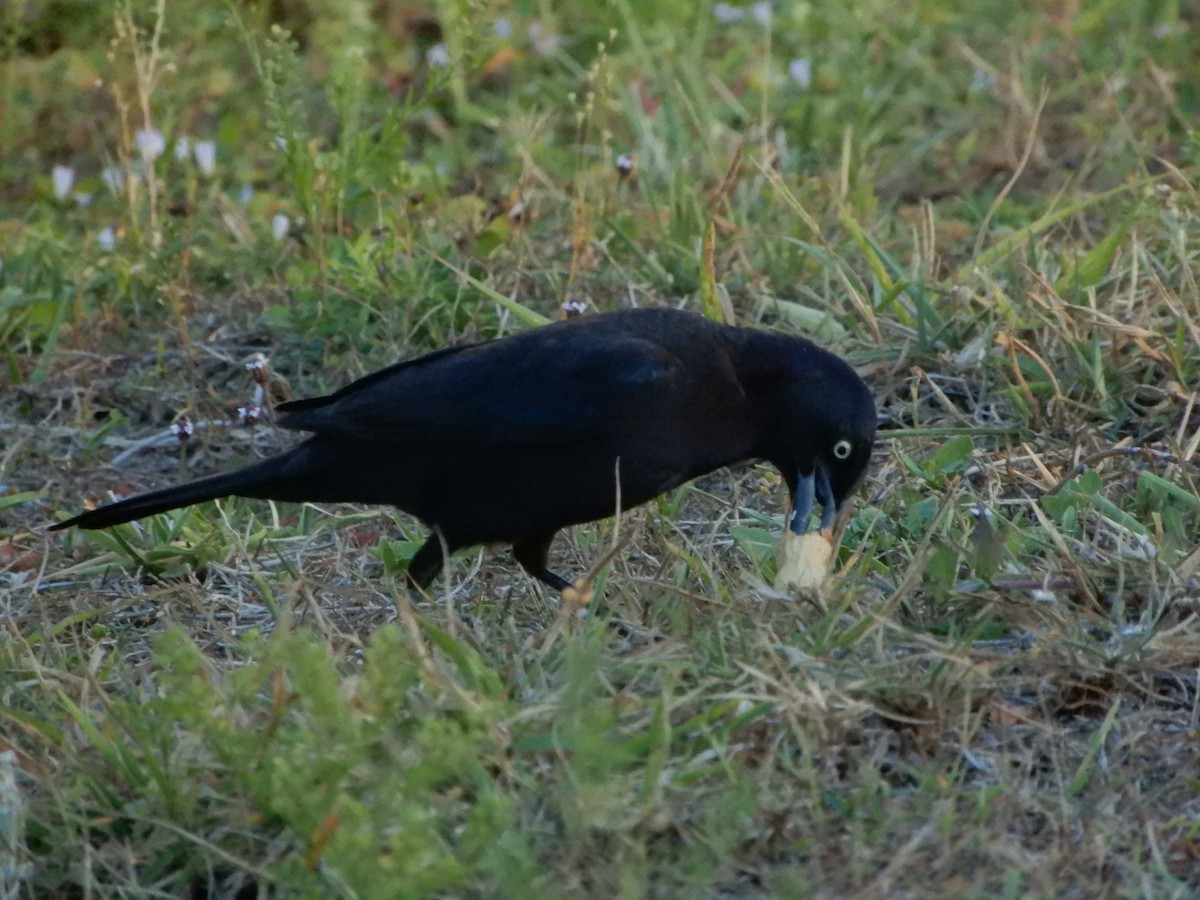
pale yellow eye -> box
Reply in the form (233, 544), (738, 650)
(833, 439), (853, 460)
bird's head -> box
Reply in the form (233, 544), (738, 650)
(765, 354), (877, 535)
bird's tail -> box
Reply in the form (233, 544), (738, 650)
(50, 456), (292, 531)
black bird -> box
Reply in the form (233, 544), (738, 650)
(51, 308), (876, 591)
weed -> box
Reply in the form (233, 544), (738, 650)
(3, 0), (1200, 895)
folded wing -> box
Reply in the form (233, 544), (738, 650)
(275, 331), (682, 446)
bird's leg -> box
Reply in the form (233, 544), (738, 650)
(406, 535), (447, 590)
(512, 533), (573, 592)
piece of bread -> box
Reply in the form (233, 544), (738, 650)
(773, 529), (834, 599)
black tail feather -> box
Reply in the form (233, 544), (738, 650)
(50, 459), (286, 531)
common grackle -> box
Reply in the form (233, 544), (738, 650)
(52, 308), (877, 591)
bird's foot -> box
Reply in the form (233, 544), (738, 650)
(560, 577), (593, 612)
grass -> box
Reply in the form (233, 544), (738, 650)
(3, 0), (1200, 896)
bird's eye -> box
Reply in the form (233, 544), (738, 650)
(832, 438), (853, 460)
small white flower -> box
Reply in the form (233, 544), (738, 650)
(712, 3), (744, 24)
(271, 213), (290, 241)
(969, 68), (995, 93)
(750, 1), (771, 24)
(174, 136), (191, 161)
(245, 353), (270, 384)
(75, 192), (93, 208)
(616, 153), (634, 175)
(101, 166), (125, 195)
(193, 140), (217, 176)
(788, 58), (812, 88)
(528, 23), (561, 56)
(426, 43), (450, 66)
(238, 185), (255, 205)
(274, 135), (288, 152)
(52, 165), (75, 200)
(97, 226), (116, 252)
(135, 128), (166, 162)
(494, 17), (513, 39)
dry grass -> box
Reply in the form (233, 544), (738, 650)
(3, 1), (1200, 897)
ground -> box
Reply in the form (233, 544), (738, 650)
(2, 1), (1199, 897)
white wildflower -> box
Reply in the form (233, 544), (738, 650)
(52, 165), (75, 200)
(135, 128), (166, 162)
(528, 23), (561, 56)
(970, 68), (995, 93)
(788, 58), (812, 88)
(193, 140), (217, 176)
(712, 3), (743, 24)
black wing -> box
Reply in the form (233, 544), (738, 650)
(275, 329), (683, 446)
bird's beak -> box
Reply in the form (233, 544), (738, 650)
(789, 461), (837, 535)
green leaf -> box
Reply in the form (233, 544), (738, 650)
(699, 222), (723, 322)
(730, 525), (777, 570)
(1054, 217), (1137, 295)
(0, 490), (41, 512)
(1089, 494), (1148, 536)
(418, 618), (504, 698)
(926, 435), (975, 479)
(1077, 470), (1103, 494)
(1136, 471), (1200, 512)
(903, 497), (939, 535)
(926, 543), (960, 596)
(473, 216), (511, 258)
(1067, 697), (1121, 796)
(368, 538), (421, 574)
(425, 249), (549, 328)
(758, 297), (847, 341)
(956, 176), (1160, 283)
(841, 209), (894, 293)
(779, 239), (867, 293)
